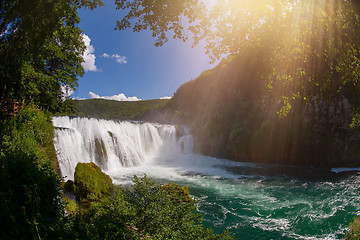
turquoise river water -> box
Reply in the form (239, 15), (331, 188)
(53, 117), (360, 240)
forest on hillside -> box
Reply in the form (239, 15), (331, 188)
(73, 98), (169, 120)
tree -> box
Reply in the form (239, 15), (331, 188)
(115, 0), (360, 124)
(0, 0), (103, 112)
(114, 0), (206, 47)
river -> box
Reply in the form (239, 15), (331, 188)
(53, 116), (360, 239)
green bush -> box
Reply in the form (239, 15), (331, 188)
(0, 152), (63, 240)
(69, 175), (232, 240)
(163, 182), (193, 203)
(346, 217), (360, 240)
(0, 106), (63, 240)
(74, 162), (113, 203)
(63, 198), (78, 216)
(0, 105), (58, 169)
(126, 175), (232, 239)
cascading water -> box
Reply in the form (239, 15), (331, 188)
(53, 116), (360, 239)
(53, 116), (193, 180)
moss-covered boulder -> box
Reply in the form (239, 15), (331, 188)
(63, 180), (74, 192)
(74, 162), (113, 202)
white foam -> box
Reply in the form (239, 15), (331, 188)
(53, 116), (193, 181)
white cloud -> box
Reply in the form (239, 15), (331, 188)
(89, 91), (141, 101)
(89, 91), (101, 99)
(81, 34), (99, 72)
(160, 96), (172, 99)
(102, 52), (128, 64)
(61, 85), (74, 100)
(73, 97), (86, 100)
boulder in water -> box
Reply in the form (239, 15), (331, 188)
(74, 162), (113, 203)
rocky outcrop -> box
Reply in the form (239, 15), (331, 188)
(303, 99), (360, 167)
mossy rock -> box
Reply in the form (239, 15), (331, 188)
(74, 162), (113, 203)
(63, 180), (74, 192)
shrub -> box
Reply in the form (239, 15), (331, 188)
(163, 182), (193, 203)
(0, 105), (58, 169)
(69, 175), (232, 240)
(346, 217), (360, 240)
(0, 106), (63, 239)
(122, 175), (232, 240)
(63, 198), (78, 216)
(74, 162), (113, 203)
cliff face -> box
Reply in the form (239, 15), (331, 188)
(161, 55), (360, 168)
(302, 99), (360, 167)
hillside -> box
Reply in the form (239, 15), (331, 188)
(73, 98), (170, 120)
(162, 53), (360, 167)
(71, 54), (360, 168)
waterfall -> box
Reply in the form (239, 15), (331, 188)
(52, 116), (193, 180)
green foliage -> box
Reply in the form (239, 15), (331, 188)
(0, 105), (58, 168)
(0, 152), (63, 240)
(63, 198), (78, 216)
(74, 98), (170, 120)
(70, 175), (232, 240)
(115, 0), (206, 47)
(69, 190), (143, 240)
(346, 217), (360, 240)
(0, 106), (63, 240)
(0, 0), (102, 113)
(74, 162), (113, 203)
(277, 96), (292, 119)
(163, 182), (193, 203)
(350, 112), (360, 129)
(117, 0), (360, 122)
(123, 175), (230, 239)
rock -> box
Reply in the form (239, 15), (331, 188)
(74, 162), (113, 203)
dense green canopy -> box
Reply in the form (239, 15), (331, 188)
(0, 0), (103, 113)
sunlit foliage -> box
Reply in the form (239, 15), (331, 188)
(115, 0), (206, 46)
(346, 217), (360, 240)
(116, 0), (360, 124)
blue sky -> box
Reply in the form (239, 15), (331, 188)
(73, 1), (216, 101)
